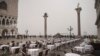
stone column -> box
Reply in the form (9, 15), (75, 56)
(75, 3), (82, 37)
(43, 13), (48, 38)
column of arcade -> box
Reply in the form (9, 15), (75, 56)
(0, 15), (17, 26)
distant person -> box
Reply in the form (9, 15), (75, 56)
(16, 42), (19, 46)
(57, 54), (60, 56)
(45, 49), (49, 56)
(28, 41), (31, 44)
(26, 41), (29, 48)
(7, 42), (10, 45)
(21, 44), (27, 56)
(11, 41), (15, 47)
(38, 52), (43, 56)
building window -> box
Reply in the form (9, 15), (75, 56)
(10, 20), (12, 25)
(0, 15), (3, 17)
(0, 1), (7, 10)
(12, 17), (14, 19)
(6, 19), (9, 25)
(11, 29), (14, 35)
(5, 16), (7, 18)
(2, 19), (5, 25)
(9, 17), (11, 19)
(0, 20), (1, 25)
(14, 20), (17, 24)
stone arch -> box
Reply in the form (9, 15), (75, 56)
(11, 29), (14, 35)
(2, 29), (8, 36)
(2, 19), (5, 25)
(0, 15), (3, 17)
(0, 1), (7, 10)
(12, 19), (14, 24)
(6, 19), (9, 25)
(10, 20), (12, 25)
(14, 19), (17, 24)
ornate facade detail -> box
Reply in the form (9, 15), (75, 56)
(0, 0), (18, 37)
(95, 0), (100, 38)
(0, 1), (7, 10)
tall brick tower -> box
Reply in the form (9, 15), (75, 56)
(0, 0), (18, 37)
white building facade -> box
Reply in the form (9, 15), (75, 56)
(0, 0), (18, 37)
(95, 0), (100, 38)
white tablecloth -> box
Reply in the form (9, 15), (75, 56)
(65, 53), (80, 56)
(55, 43), (61, 47)
(61, 42), (66, 44)
(19, 43), (25, 48)
(29, 44), (36, 48)
(80, 42), (87, 47)
(74, 46), (85, 53)
(27, 49), (41, 56)
(31, 41), (36, 44)
(84, 45), (93, 51)
(10, 46), (20, 54)
(84, 38), (91, 44)
(0, 45), (9, 49)
(47, 45), (55, 50)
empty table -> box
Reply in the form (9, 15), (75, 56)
(84, 45), (94, 52)
(0, 45), (9, 49)
(10, 46), (20, 54)
(55, 43), (61, 47)
(74, 46), (85, 53)
(47, 45), (55, 50)
(27, 49), (41, 56)
(30, 44), (37, 48)
(65, 53), (80, 56)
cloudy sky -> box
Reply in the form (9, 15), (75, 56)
(17, 0), (97, 35)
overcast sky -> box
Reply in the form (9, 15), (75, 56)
(17, 0), (97, 35)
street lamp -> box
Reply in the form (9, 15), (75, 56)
(67, 26), (73, 39)
(43, 13), (48, 39)
(25, 30), (28, 38)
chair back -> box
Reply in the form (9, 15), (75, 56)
(2, 46), (9, 51)
(15, 48), (20, 54)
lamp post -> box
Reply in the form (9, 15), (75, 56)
(43, 13), (48, 39)
(75, 3), (82, 37)
(25, 30), (28, 38)
(67, 26), (73, 39)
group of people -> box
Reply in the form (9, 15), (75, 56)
(0, 38), (81, 56)
(0, 40), (50, 56)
